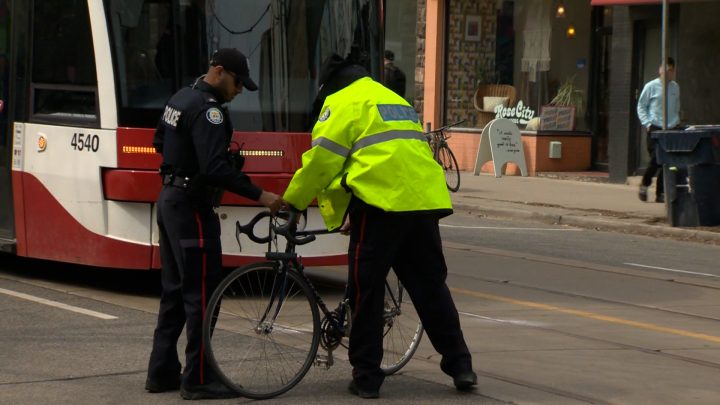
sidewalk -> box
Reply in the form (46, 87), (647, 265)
(451, 171), (720, 244)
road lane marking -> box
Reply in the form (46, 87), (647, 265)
(440, 224), (581, 231)
(624, 262), (720, 278)
(459, 312), (547, 327)
(451, 287), (720, 344)
(0, 288), (118, 320)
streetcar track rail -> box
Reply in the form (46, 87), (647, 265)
(446, 241), (720, 291)
(465, 276), (720, 324)
(477, 369), (613, 405)
(470, 312), (720, 371)
(446, 242), (720, 324)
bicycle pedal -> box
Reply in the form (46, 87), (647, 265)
(314, 351), (334, 369)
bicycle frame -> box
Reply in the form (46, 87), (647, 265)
(240, 212), (348, 346)
(203, 209), (425, 398)
(426, 119), (464, 156)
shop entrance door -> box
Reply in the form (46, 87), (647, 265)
(632, 6), (678, 174)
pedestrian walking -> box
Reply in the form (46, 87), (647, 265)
(637, 57), (681, 203)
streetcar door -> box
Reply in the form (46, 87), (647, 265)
(0, 0), (13, 250)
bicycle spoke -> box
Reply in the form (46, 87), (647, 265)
(202, 264), (320, 399)
(380, 272), (424, 375)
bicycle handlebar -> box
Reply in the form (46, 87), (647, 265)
(427, 119), (466, 134)
(235, 209), (336, 249)
(272, 209), (316, 246)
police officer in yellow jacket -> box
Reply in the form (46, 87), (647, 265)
(284, 54), (476, 398)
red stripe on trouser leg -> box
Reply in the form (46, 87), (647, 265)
(353, 212), (368, 317)
(194, 212), (207, 385)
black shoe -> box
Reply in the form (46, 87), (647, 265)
(180, 381), (240, 400)
(145, 374), (181, 393)
(453, 371), (478, 391)
(348, 380), (380, 399)
(638, 186), (648, 202)
(655, 193), (665, 203)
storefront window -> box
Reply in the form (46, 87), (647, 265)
(444, 0), (592, 132)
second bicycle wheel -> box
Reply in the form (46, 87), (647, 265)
(438, 145), (461, 192)
(202, 262), (320, 399)
(381, 269), (424, 375)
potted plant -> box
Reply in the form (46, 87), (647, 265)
(551, 76), (584, 114)
(545, 75), (584, 130)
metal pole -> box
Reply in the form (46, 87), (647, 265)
(661, 0), (669, 130)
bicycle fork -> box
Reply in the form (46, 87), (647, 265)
(254, 264), (290, 336)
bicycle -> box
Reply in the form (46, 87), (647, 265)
(201, 210), (424, 399)
(426, 120), (464, 192)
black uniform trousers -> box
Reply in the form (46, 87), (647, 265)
(641, 125), (664, 197)
(147, 186), (223, 387)
(347, 203), (473, 391)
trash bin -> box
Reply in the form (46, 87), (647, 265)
(653, 128), (720, 227)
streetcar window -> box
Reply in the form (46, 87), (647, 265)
(107, 0), (382, 131)
(209, 0), (382, 132)
(107, 0), (206, 127)
(31, 0), (98, 125)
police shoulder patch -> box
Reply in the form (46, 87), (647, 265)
(206, 107), (224, 125)
(319, 107), (331, 122)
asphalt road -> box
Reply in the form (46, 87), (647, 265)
(1, 213), (719, 404)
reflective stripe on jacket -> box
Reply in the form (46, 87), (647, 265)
(283, 77), (452, 230)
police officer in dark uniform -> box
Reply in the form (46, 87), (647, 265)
(145, 48), (283, 400)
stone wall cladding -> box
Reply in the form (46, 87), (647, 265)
(446, 0), (497, 128)
(415, 0), (496, 128)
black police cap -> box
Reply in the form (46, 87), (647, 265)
(210, 48), (258, 91)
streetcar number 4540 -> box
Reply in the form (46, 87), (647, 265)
(71, 133), (100, 152)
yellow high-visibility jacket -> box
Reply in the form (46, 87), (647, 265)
(284, 77), (452, 230)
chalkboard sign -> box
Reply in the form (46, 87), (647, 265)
(539, 105), (575, 131)
(473, 118), (528, 177)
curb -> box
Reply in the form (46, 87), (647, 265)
(453, 202), (720, 244)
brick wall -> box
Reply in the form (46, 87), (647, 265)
(447, 131), (591, 175)
(415, 0), (497, 127)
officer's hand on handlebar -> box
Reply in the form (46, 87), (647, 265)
(258, 190), (284, 214)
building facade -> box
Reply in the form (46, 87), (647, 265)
(385, 0), (720, 182)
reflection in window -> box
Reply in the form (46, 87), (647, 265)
(107, 0), (382, 131)
(31, 0), (97, 121)
(33, 87), (97, 120)
(108, 0), (175, 111)
(210, 0), (381, 132)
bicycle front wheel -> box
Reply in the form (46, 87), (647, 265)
(438, 145), (461, 192)
(380, 270), (424, 375)
(202, 262), (320, 399)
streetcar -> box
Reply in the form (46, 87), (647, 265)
(0, 0), (384, 269)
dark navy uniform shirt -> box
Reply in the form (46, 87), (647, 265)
(153, 80), (262, 201)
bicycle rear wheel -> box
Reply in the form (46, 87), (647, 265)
(438, 145), (461, 192)
(380, 269), (424, 375)
(202, 262), (320, 399)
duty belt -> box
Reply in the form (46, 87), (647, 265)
(162, 174), (190, 188)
